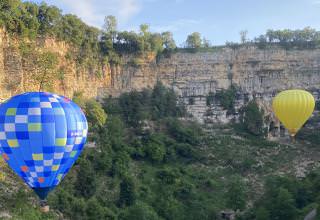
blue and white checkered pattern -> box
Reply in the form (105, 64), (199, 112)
(0, 92), (88, 189)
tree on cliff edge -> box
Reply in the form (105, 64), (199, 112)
(103, 15), (117, 43)
(186, 32), (202, 48)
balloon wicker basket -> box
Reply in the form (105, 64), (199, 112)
(40, 200), (49, 213)
(290, 134), (296, 143)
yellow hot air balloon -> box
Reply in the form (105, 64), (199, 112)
(272, 90), (315, 137)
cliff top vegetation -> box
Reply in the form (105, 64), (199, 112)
(2, 0), (320, 67)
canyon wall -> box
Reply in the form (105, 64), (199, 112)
(103, 47), (320, 133)
(1, 29), (320, 132)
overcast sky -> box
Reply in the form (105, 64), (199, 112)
(28, 0), (320, 46)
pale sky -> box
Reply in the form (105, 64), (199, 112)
(28, 0), (320, 46)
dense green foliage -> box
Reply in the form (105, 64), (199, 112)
(227, 27), (320, 50)
(241, 171), (320, 220)
(184, 32), (212, 50)
(255, 27), (320, 49)
(0, 0), (177, 68)
(185, 32), (202, 48)
(4, 0), (320, 66)
(105, 82), (186, 128)
(2, 84), (320, 219)
(44, 83), (221, 220)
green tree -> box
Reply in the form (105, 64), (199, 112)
(186, 32), (202, 48)
(70, 198), (87, 220)
(139, 23), (151, 52)
(37, 3), (61, 36)
(75, 159), (97, 198)
(111, 151), (130, 177)
(20, 2), (40, 38)
(115, 31), (143, 54)
(166, 119), (201, 145)
(119, 177), (137, 207)
(145, 134), (166, 163)
(226, 176), (247, 211)
(215, 86), (237, 113)
(256, 207), (270, 220)
(35, 51), (59, 91)
(85, 99), (107, 128)
(156, 168), (180, 185)
(119, 90), (150, 127)
(151, 81), (185, 119)
(72, 91), (86, 108)
(103, 15), (117, 43)
(140, 24), (150, 37)
(57, 14), (86, 47)
(49, 189), (74, 216)
(0, 0), (23, 34)
(104, 116), (126, 148)
(266, 29), (276, 42)
(150, 33), (164, 54)
(269, 188), (298, 220)
(255, 35), (268, 49)
(86, 198), (114, 220)
(154, 194), (184, 220)
(240, 30), (248, 44)
(226, 41), (241, 50)
(119, 202), (160, 220)
(202, 37), (211, 48)
(241, 100), (265, 136)
(161, 31), (176, 49)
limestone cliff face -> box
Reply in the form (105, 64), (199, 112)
(0, 28), (111, 101)
(104, 47), (320, 131)
(2, 28), (320, 131)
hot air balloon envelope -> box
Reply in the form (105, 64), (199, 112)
(272, 90), (315, 136)
(0, 92), (88, 199)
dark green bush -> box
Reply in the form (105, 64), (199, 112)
(75, 159), (97, 198)
(118, 177), (137, 207)
(215, 86), (237, 113)
(241, 100), (265, 136)
(119, 202), (160, 220)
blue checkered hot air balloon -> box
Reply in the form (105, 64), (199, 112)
(0, 92), (88, 200)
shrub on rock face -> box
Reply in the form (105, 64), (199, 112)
(206, 86), (237, 115)
(215, 86), (237, 113)
(241, 100), (265, 136)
